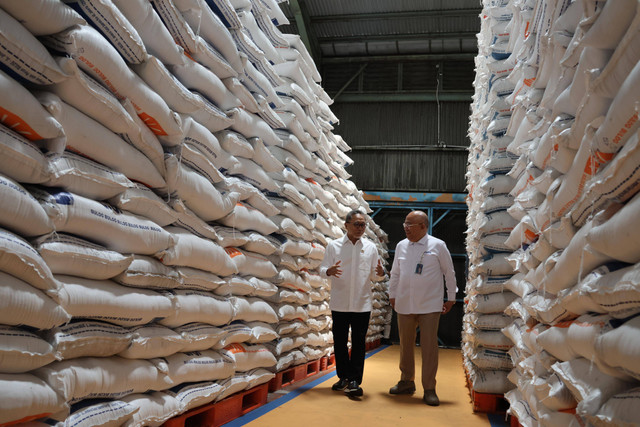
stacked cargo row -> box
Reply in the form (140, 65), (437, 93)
(0, 0), (391, 425)
(467, 0), (640, 426)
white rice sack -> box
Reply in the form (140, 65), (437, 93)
(263, 288), (310, 305)
(46, 151), (134, 200)
(221, 343), (276, 372)
(0, 373), (67, 426)
(55, 274), (175, 326)
(225, 247), (278, 279)
(270, 302), (308, 322)
(215, 322), (252, 348)
(248, 137), (284, 173)
(118, 324), (187, 359)
(158, 226), (237, 277)
(112, 0), (185, 65)
(247, 321), (278, 344)
(228, 157), (280, 193)
(51, 58), (167, 174)
(246, 367), (275, 389)
(176, 266), (224, 292)
(133, 55), (202, 118)
(170, 200), (220, 241)
(274, 268), (311, 293)
(62, 399), (138, 427)
(571, 130), (640, 227)
(149, 0), (198, 54)
(172, 143), (225, 184)
(108, 184), (176, 227)
(163, 381), (224, 413)
(174, 0), (242, 71)
(0, 325), (57, 374)
(213, 225), (249, 248)
(269, 215), (303, 238)
(467, 291), (518, 314)
(34, 233), (132, 280)
(0, 175), (54, 237)
(227, 107), (282, 146)
(0, 228), (57, 291)
(169, 58), (240, 111)
(214, 275), (254, 296)
(113, 255), (182, 290)
(0, 124), (51, 184)
(188, 93), (235, 134)
(477, 210), (518, 236)
(37, 92), (166, 189)
(567, 313), (616, 361)
(587, 192), (640, 264)
(175, 322), (225, 352)
(0, 0), (84, 36)
(36, 189), (175, 255)
(121, 392), (182, 427)
(67, 0), (148, 64)
(542, 219), (614, 296)
(191, 35), (237, 79)
(552, 357), (637, 416)
(159, 289), (234, 327)
(216, 372), (251, 401)
(537, 322), (580, 361)
(269, 196), (313, 229)
(43, 25), (183, 143)
(216, 130), (255, 159)
(0, 69), (65, 149)
(218, 202), (278, 235)
(164, 154), (240, 221)
(592, 60), (640, 156)
(586, 387), (640, 427)
(263, 336), (305, 357)
(163, 350), (235, 384)
(578, 262), (640, 316)
(231, 296), (279, 323)
(43, 320), (131, 360)
(594, 315), (640, 381)
(0, 8), (67, 85)
(33, 356), (171, 403)
(242, 232), (279, 256)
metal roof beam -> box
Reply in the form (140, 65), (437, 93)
(311, 8), (482, 22)
(318, 31), (478, 43)
(322, 53), (476, 64)
(334, 92), (473, 102)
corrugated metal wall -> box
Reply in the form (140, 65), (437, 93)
(332, 102), (470, 192)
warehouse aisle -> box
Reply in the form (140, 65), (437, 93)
(225, 346), (508, 427)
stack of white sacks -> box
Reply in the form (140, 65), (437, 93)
(466, 0), (640, 426)
(0, 0), (390, 425)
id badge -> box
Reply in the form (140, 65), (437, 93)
(415, 263), (423, 274)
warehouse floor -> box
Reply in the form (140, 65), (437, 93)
(223, 346), (509, 427)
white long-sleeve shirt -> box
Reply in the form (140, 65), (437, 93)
(319, 234), (381, 312)
(389, 234), (457, 314)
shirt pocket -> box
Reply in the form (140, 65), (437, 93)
(359, 256), (370, 272)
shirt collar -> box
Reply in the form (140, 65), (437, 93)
(342, 233), (362, 246)
(409, 234), (429, 246)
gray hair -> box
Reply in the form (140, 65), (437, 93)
(345, 209), (365, 223)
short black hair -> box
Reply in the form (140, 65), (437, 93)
(345, 209), (364, 223)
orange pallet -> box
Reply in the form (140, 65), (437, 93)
(510, 415), (521, 427)
(162, 383), (268, 427)
(268, 360), (322, 392)
(470, 389), (509, 413)
(326, 354), (336, 370)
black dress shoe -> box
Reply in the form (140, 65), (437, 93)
(345, 380), (363, 397)
(331, 378), (349, 391)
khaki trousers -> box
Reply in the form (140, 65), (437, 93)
(397, 312), (441, 391)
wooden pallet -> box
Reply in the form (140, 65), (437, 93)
(268, 359), (322, 392)
(464, 367), (508, 414)
(162, 383), (268, 427)
(319, 354), (336, 371)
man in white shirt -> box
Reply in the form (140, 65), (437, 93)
(320, 209), (384, 397)
(388, 210), (457, 406)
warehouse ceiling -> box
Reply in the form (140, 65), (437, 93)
(278, 0), (481, 102)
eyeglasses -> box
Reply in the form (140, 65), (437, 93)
(403, 222), (422, 228)
(348, 222), (367, 228)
